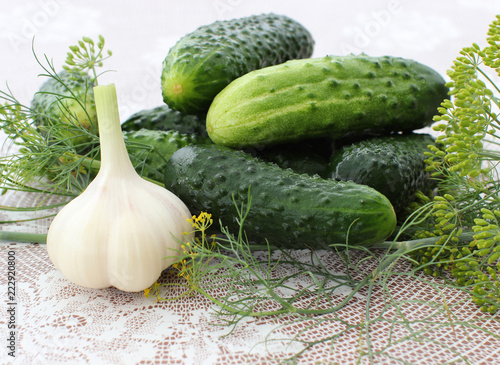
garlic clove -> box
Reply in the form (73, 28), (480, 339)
(47, 84), (194, 292)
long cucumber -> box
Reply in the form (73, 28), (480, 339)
(206, 54), (448, 148)
(163, 143), (397, 248)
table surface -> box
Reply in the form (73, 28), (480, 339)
(1, 1), (500, 364)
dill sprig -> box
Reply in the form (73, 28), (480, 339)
(145, 193), (364, 317)
(0, 36), (110, 195)
(145, 193), (499, 363)
(407, 15), (500, 314)
(63, 35), (112, 80)
(428, 15), (500, 178)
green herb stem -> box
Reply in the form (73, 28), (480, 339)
(370, 231), (476, 251)
(478, 66), (500, 95)
(0, 230), (47, 244)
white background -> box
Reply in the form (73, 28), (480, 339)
(1, 0), (499, 121)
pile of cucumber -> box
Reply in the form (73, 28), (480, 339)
(125, 13), (448, 248)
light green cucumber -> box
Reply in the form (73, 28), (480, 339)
(206, 54), (449, 148)
(31, 70), (97, 151)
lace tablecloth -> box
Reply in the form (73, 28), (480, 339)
(1, 188), (500, 365)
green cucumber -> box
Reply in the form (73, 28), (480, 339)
(248, 138), (333, 177)
(327, 133), (437, 216)
(121, 105), (208, 137)
(206, 54), (449, 148)
(161, 13), (314, 114)
(124, 129), (211, 182)
(163, 144), (397, 248)
(31, 70), (97, 150)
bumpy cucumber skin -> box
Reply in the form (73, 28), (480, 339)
(161, 13), (314, 114)
(164, 144), (397, 248)
(247, 138), (333, 178)
(31, 70), (97, 148)
(254, 148), (330, 177)
(327, 133), (436, 216)
(124, 129), (211, 182)
(121, 105), (208, 137)
(206, 54), (449, 148)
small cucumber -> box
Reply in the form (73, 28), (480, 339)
(161, 13), (314, 114)
(31, 70), (97, 150)
(121, 105), (207, 137)
(327, 133), (437, 216)
(124, 129), (211, 182)
(163, 144), (397, 248)
(247, 138), (333, 177)
(206, 54), (449, 148)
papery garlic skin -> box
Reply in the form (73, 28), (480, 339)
(47, 84), (194, 292)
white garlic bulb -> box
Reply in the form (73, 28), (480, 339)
(47, 84), (193, 292)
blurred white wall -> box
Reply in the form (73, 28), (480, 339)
(1, 0), (499, 120)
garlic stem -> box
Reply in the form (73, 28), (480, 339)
(93, 84), (136, 177)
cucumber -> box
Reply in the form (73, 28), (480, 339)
(121, 105), (208, 137)
(247, 138), (333, 177)
(31, 70), (97, 150)
(124, 129), (211, 182)
(253, 147), (329, 177)
(163, 144), (397, 248)
(327, 133), (437, 216)
(161, 13), (314, 114)
(206, 54), (449, 148)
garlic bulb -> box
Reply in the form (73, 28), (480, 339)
(47, 84), (194, 292)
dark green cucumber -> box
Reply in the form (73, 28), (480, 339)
(164, 144), (397, 248)
(124, 129), (211, 182)
(327, 133), (437, 216)
(31, 70), (97, 150)
(247, 138), (333, 177)
(206, 54), (449, 148)
(121, 105), (208, 137)
(161, 13), (314, 114)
